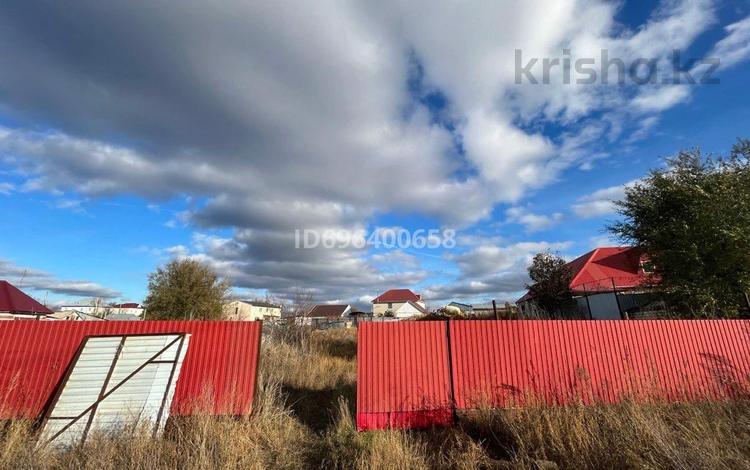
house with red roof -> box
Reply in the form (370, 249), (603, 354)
(0, 280), (53, 320)
(307, 304), (352, 320)
(516, 247), (658, 319)
(372, 289), (427, 318)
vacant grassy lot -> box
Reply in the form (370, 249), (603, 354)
(1, 327), (750, 469)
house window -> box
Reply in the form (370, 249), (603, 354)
(387, 303), (392, 309)
(640, 259), (655, 274)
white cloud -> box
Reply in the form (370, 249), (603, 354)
(589, 233), (620, 248)
(632, 86), (690, 112)
(450, 241), (572, 278)
(708, 15), (750, 70)
(371, 250), (420, 270)
(0, 0), (744, 302)
(572, 180), (638, 218)
(54, 198), (88, 214)
(165, 245), (190, 258)
(505, 207), (563, 233)
(0, 182), (13, 195)
(0, 258), (121, 299)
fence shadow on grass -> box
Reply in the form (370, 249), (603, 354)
(282, 384), (356, 432)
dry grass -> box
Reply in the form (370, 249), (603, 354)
(1, 325), (750, 469)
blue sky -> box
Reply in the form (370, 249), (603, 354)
(0, 0), (749, 309)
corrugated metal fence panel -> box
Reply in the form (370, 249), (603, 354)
(39, 334), (189, 447)
(357, 321), (453, 431)
(0, 321), (262, 419)
(450, 320), (750, 409)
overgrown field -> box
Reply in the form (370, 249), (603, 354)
(2, 328), (750, 469)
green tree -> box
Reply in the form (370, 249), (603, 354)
(144, 258), (230, 320)
(526, 250), (574, 317)
(608, 139), (750, 317)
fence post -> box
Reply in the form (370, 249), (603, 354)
(582, 283), (593, 320)
(444, 319), (457, 425)
(742, 293), (750, 319)
(612, 278), (627, 320)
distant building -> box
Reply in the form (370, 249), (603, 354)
(223, 300), (282, 321)
(472, 302), (518, 319)
(392, 301), (428, 318)
(516, 246), (657, 319)
(59, 302), (144, 318)
(0, 280), (53, 320)
(307, 304), (352, 319)
(295, 304), (354, 327)
(104, 313), (142, 321)
(448, 302), (473, 312)
(372, 289), (426, 318)
(50, 310), (104, 321)
(446, 301), (517, 318)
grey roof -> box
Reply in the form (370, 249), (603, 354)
(52, 310), (105, 321)
(105, 313), (141, 321)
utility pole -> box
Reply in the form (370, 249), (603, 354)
(492, 299), (498, 320)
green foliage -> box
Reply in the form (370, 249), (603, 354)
(144, 258), (230, 320)
(609, 139), (750, 317)
(526, 251), (574, 317)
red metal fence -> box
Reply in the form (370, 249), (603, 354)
(357, 321), (453, 430)
(0, 320), (262, 419)
(357, 320), (750, 430)
(451, 320), (750, 408)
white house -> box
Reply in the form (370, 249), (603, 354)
(392, 301), (428, 319)
(371, 289), (426, 318)
(223, 300), (282, 321)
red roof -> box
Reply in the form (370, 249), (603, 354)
(308, 304), (350, 318)
(113, 302), (140, 309)
(372, 289), (421, 303)
(517, 247), (654, 303)
(0, 281), (53, 315)
(569, 247), (651, 292)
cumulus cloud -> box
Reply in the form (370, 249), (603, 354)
(589, 233), (620, 248)
(371, 250), (421, 270)
(423, 271), (531, 304)
(572, 180), (638, 218)
(450, 241), (572, 278)
(0, 0), (743, 302)
(0, 258), (121, 299)
(145, 232), (429, 305)
(425, 240), (572, 303)
(505, 207), (563, 233)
